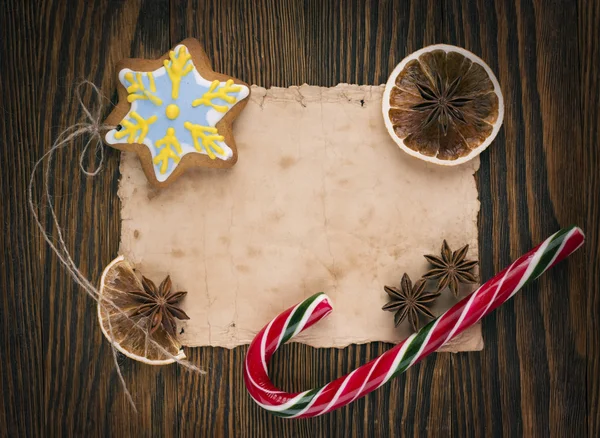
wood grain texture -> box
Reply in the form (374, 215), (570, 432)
(1, 0), (597, 436)
(579, 0), (600, 436)
(0, 0), (43, 436)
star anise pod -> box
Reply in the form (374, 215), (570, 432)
(128, 275), (190, 337)
(423, 240), (478, 297)
(412, 72), (473, 136)
(382, 273), (440, 332)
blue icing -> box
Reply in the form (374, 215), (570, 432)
(116, 49), (246, 182)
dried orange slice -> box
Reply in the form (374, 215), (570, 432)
(383, 44), (504, 165)
(98, 256), (186, 365)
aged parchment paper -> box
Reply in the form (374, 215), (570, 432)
(118, 84), (483, 351)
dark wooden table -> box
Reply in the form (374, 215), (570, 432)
(2, 0), (599, 436)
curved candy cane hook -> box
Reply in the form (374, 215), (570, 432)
(244, 226), (585, 418)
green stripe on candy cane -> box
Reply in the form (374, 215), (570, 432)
(527, 227), (572, 283)
(390, 319), (436, 379)
(244, 226), (585, 418)
(280, 293), (325, 345)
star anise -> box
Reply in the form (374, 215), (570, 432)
(423, 240), (478, 297)
(412, 73), (473, 136)
(382, 273), (440, 332)
(128, 275), (190, 337)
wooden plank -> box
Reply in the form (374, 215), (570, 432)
(0, 0), (43, 435)
(444, 0), (588, 436)
(37, 0), (179, 436)
(579, 0), (600, 435)
(170, 0), (442, 88)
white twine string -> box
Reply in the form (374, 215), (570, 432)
(28, 81), (205, 411)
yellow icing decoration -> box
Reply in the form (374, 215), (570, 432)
(155, 127), (182, 153)
(114, 112), (157, 144)
(148, 72), (156, 92)
(153, 148), (180, 174)
(191, 79), (242, 112)
(124, 72), (144, 93)
(164, 46), (193, 99)
(136, 73), (144, 90)
(153, 128), (182, 174)
(123, 71), (162, 106)
(184, 122), (225, 160)
(127, 90), (163, 106)
(165, 104), (180, 120)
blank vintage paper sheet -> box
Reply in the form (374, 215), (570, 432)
(118, 84), (483, 351)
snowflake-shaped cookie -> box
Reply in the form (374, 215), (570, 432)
(104, 39), (250, 186)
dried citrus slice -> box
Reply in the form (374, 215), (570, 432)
(98, 256), (186, 365)
(383, 44), (504, 165)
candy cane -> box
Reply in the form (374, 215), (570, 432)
(244, 226), (584, 418)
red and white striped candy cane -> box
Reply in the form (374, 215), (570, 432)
(244, 226), (585, 418)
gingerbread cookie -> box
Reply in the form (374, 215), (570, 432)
(104, 38), (250, 187)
